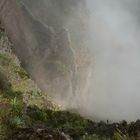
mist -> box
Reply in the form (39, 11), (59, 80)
(19, 0), (140, 122)
(65, 0), (140, 121)
(81, 0), (140, 121)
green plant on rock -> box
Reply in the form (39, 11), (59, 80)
(10, 97), (23, 114)
(9, 97), (25, 128)
(9, 116), (25, 128)
(13, 65), (29, 79)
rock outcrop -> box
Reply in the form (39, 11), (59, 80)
(0, 0), (90, 102)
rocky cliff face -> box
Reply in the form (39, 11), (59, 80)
(0, 0), (91, 103)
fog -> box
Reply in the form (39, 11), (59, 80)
(20, 0), (140, 121)
(83, 0), (140, 121)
